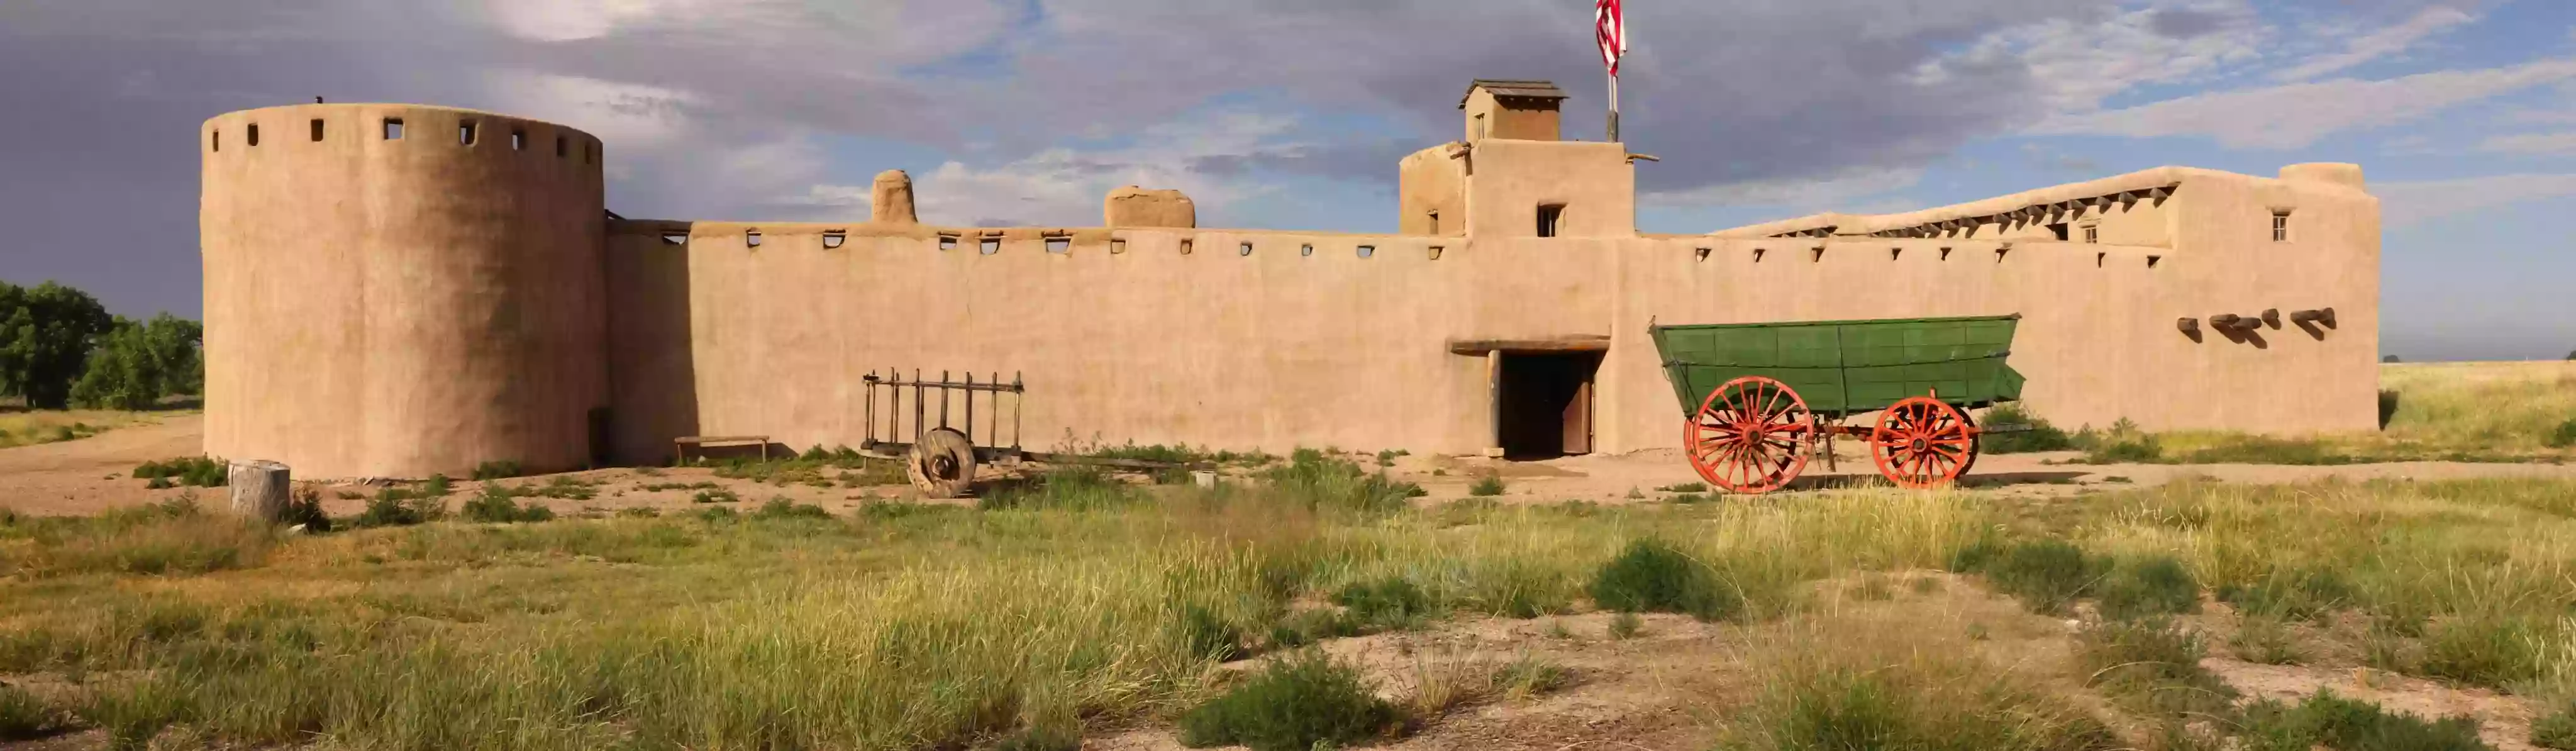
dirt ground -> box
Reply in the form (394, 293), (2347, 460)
(7, 416), (2576, 518)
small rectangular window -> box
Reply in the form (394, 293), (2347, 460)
(459, 120), (478, 146)
(979, 237), (1001, 255)
(823, 231), (847, 249)
(511, 128), (526, 150)
(1426, 209), (1440, 234)
(2083, 225), (2099, 243)
(1047, 236), (1072, 253)
(309, 119), (325, 142)
(2272, 211), (2290, 242)
(1474, 113), (1487, 140)
(211, 130), (219, 152)
(384, 118), (405, 140)
(1536, 204), (1564, 237)
(247, 123), (260, 147)
(938, 233), (960, 250)
(1357, 245), (1376, 258)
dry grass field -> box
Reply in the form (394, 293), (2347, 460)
(1, 362), (2573, 751)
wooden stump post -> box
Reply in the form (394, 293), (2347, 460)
(227, 460), (291, 523)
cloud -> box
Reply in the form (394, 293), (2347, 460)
(2031, 58), (2576, 148)
(2374, 173), (2576, 227)
(2479, 131), (2576, 154)
(1641, 167), (1926, 214)
(2268, 5), (2475, 82)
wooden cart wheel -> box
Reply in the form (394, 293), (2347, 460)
(1870, 397), (1975, 489)
(1684, 376), (1814, 494)
(907, 428), (978, 499)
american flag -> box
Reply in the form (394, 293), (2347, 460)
(1595, 0), (1626, 76)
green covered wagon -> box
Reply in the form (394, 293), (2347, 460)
(1648, 314), (2029, 492)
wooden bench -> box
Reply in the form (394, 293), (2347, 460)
(674, 435), (770, 465)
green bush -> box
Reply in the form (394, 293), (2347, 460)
(1951, 538), (2104, 615)
(0, 682), (65, 740)
(1177, 651), (1396, 751)
(133, 457), (226, 487)
(2216, 567), (2355, 620)
(1175, 604), (1243, 662)
(2238, 689), (2491, 751)
(1267, 609), (1358, 650)
(0, 280), (116, 409)
(2534, 704), (2576, 750)
(752, 498), (832, 521)
(979, 467), (1141, 511)
(470, 460), (525, 481)
(460, 486), (553, 524)
(1331, 576), (1433, 630)
(691, 488), (741, 504)
(1262, 450), (1423, 514)
(280, 488), (332, 533)
(1979, 404), (2075, 453)
(1654, 481), (1707, 493)
(2547, 418), (2576, 450)
(2096, 556), (2201, 620)
(2074, 619), (2235, 718)
(1588, 539), (1741, 621)
(1468, 474), (1507, 497)
(353, 488), (443, 527)
(2416, 614), (2545, 686)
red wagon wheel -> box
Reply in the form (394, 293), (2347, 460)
(1870, 396), (1975, 489)
(1684, 376), (1814, 493)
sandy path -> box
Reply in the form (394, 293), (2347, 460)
(0, 414), (204, 515)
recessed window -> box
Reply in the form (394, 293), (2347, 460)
(1752, 248), (1767, 262)
(511, 128), (526, 151)
(459, 121), (478, 146)
(2082, 225), (2099, 243)
(1109, 238), (1127, 254)
(1046, 236), (1071, 253)
(1357, 245), (1375, 259)
(1996, 247), (2011, 262)
(1890, 247), (1903, 260)
(556, 136), (567, 158)
(745, 230), (763, 248)
(1474, 113), (1487, 140)
(1179, 238), (1193, 255)
(980, 237), (1001, 255)
(384, 118), (405, 140)
(1239, 242), (1253, 257)
(2096, 252), (2107, 267)
(1428, 245), (1444, 260)
(2048, 223), (2069, 242)
(247, 123), (260, 147)
(2146, 255), (2162, 269)
(1694, 247), (1711, 261)
(1426, 209), (1440, 234)
(1939, 247), (1953, 260)
(938, 233), (960, 250)
(1301, 243), (1314, 257)
(823, 231), (847, 250)
(210, 130), (219, 152)
(309, 119), (325, 142)
(2272, 211), (2291, 242)
(1536, 204), (1564, 238)
(1810, 247), (1825, 262)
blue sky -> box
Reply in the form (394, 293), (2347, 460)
(1, 0), (2570, 360)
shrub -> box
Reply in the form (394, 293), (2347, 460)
(1175, 604), (1243, 662)
(1979, 404), (2075, 453)
(2417, 614), (2545, 686)
(2096, 555), (2200, 620)
(2548, 418), (2576, 450)
(1951, 538), (2104, 615)
(1588, 539), (1742, 621)
(691, 488), (740, 504)
(752, 498), (832, 521)
(1262, 451), (1423, 514)
(133, 457), (226, 487)
(2074, 619), (2235, 718)
(470, 460), (524, 481)
(2238, 689), (2491, 751)
(1607, 612), (1642, 639)
(421, 474), (452, 497)
(280, 487), (332, 533)
(1467, 474), (1507, 497)
(460, 486), (553, 523)
(353, 487), (443, 528)
(1267, 609), (1358, 649)
(2535, 704), (2576, 750)
(2216, 567), (2354, 621)
(1331, 576), (1433, 630)
(1735, 652), (2122, 751)
(1176, 652), (1396, 751)
(979, 467), (1141, 511)
(1655, 481), (1707, 493)
(0, 681), (65, 740)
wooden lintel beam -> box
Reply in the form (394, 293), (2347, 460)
(1448, 337), (1613, 355)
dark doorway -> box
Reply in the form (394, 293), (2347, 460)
(1497, 352), (1601, 458)
(586, 407), (613, 469)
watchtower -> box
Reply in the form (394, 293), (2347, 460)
(1460, 79), (1567, 142)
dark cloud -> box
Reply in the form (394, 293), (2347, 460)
(2, 0), (2131, 318)
(2148, 8), (2231, 38)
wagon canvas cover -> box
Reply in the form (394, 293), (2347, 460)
(1649, 314), (2026, 417)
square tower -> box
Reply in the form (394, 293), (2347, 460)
(1461, 80), (1566, 142)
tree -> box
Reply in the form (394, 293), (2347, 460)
(70, 314), (203, 411)
(2381, 354), (2401, 364)
(2566, 349), (2574, 361)
(0, 281), (114, 409)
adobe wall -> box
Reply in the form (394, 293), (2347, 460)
(1464, 140), (1636, 238)
(601, 164), (2375, 461)
(201, 104), (609, 479)
(1397, 145), (1466, 236)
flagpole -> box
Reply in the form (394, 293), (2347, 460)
(1608, 69), (1620, 143)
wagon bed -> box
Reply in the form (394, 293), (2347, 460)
(1649, 314), (2028, 492)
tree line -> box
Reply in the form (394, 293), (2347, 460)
(0, 280), (202, 411)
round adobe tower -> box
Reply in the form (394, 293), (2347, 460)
(201, 104), (609, 479)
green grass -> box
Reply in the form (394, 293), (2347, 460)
(702, 448), (909, 487)
(1655, 481), (1709, 493)
(0, 682), (65, 740)
(458, 485), (556, 523)
(979, 467), (1145, 511)
(2058, 362), (2576, 464)
(1723, 618), (2121, 751)
(0, 406), (175, 448)
(1467, 474), (1506, 497)
(2535, 703), (2576, 749)
(1588, 538), (1743, 621)
(2073, 619), (2235, 718)
(470, 459), (525, 481)
(133, 456), (228, 487)
(1977, 403), (2076, 453)
(8, 460), (2576, 748)
(1177, 651), (1396, 751)
(2238, 689), (2493, 751)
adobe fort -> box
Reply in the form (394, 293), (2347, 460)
(199, 81), (2380, 479)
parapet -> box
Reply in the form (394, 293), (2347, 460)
(872, 170), (918, 224)
(2279, 163), (2366, 191)
(1104, 186), (1197, 228)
